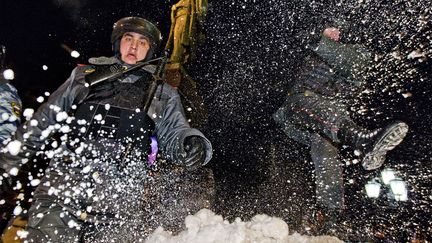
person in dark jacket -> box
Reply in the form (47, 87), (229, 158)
(0, 16), (212, 242)
(0, 45), (22, 146)
(273, 27), (408, 233)
(0, 44), (24, 237)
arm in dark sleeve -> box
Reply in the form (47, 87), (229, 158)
(149, 83), (212, 167)
(0, 83), (22, 145)
(0, 66), (89, 174)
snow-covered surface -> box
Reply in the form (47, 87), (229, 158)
(145, 209), (342, 243)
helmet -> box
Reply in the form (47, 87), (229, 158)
(111, 17), (162, 61)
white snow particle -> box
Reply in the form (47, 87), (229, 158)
(82, 165), (91, 174)
(13, 206), (23, 216)
(7, 140), (22, 156)
(8, 167), (19, 176)
(29, 119), (38, 126)
(1, 113), (9, 121)
(56, 112), (69, 122)
(16, 229), (29, 239)
(30, 179), (41, 187)
(23, 108), (34, 120)
(94, 114), (103, 121)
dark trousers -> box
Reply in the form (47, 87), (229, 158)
(273, 91), (348, 209)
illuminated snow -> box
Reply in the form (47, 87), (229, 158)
(145, 209), (343, 243)
(36, 96), (45, 103)
(56, 111), (69, 122)
(23, 108), (34, 120)
(30, 179), (41, 187)
(94, 114), (103, 121)
(6, 140), (21, 156)
(1, 113), (9, 121)
(29, 119), (38, 126)
(13, 205), (23, 216)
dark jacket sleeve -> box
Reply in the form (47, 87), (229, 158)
(312, 35), (372, 86)
(148, 83), (212, 166)
(0, 66), (89, 174)
(0, 83), (22, 145)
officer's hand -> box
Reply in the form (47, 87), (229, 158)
(181, 136), (206, 169)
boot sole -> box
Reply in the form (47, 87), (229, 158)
(362, 122), (409, 170)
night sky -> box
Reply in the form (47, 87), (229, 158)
(1, 0), (432, 241)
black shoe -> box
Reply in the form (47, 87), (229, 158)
(360, 121), (409, 170)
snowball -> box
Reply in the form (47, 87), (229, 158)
(29, 119), (38, 126)
(68, 220), (79, 229)
(94, 114), (103, 121)
(13, 206), (23, 216)
(36, 96), (45, 103)
(56, 111), (69, 122)
(30, 179), (41, 187)
(3, 69), (14, 80)
(82, 165), (91, 174)
(1, 113), (9, 121)
(6, 140), (22, 156)
(9, 167), (19, 176)
(16, 229), (29, 239)
(60, 125), (71, 133)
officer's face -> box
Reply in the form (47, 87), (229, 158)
(120, 32), (150, 64)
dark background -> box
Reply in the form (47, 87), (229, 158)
(1, 0), (431, 241)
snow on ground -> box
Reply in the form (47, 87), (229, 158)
(145, 209), (343, 243)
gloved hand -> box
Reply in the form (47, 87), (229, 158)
(181, 136), (206, 168)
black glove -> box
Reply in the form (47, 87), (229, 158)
(181, 136), (206, 168)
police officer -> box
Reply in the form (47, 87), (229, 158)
(273, 27), (408, 233)
(0, 17), (212, 242)
(0, 45), (23, 235)
(0, 45), (22, 146)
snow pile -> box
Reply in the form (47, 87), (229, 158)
(145, 209), (343, 243)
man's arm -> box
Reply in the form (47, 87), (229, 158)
(0, 83), (22, 145)
(149, 83), (212, 168)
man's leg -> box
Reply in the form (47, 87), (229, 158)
(274, 91), (408, 170)
(310, 134), (344, 211)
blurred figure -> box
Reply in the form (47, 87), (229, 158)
(0, 45), (22, 145)
(0, 44), (23, 238)
(273, 27), (408, 234)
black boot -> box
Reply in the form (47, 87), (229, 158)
(338, 120), (409, 170)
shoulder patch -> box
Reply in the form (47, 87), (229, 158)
(84, 67), (96, 74)
(11, 102), (21, 117)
